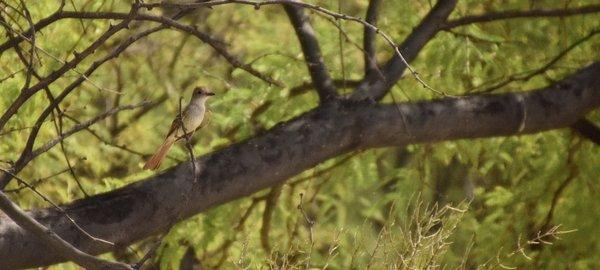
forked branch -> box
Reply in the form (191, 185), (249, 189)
(283, 4), (338, 102)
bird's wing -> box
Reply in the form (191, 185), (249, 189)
(195, 109), (212, 131)
(165, 111), (184, 139)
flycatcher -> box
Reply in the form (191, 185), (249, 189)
(144, 86), (215, 170)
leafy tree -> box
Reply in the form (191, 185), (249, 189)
(0, 0), (599, 269)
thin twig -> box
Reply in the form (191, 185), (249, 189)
(470, 29), (599, 94)
(179, 97), (199, 182)
(0, 67), (24, 83)
(31, 102), (150, 158)
(0, 4), (141, 133)
(297, 192), (315, 269)
(140, 0), (442, 95)
(0, 101), (149, 189)
(0, 23), (121, 94)
(4, 168), (70, 193)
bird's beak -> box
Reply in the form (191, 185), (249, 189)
(206, 92), (215, 96)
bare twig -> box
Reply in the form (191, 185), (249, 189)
(4, 168), (69, 193)
(471, 29), (599, 94)
(297, 192), (315, 268)
(1, 20), (161, 189)
(315, 13), (368, 58)
(31, 102), (150, 158)
(0, 11), (284, 88)
(0, 67), (24, 83)
(140, 0), (447, 96)
(62, 113), (182, 163)
(0, 102), (149, 189)
(178, 97), (199, 182)
(1, 9), (92, 196)
(112, 95), (169, 135)
(0, 3), (142, 133)
(443, 29), (504, 45)
(0, 25), (121, 94)
(39, 84), (90, 197)
(489, 224), (576, 269)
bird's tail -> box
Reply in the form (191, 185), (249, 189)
(144, 136), (175, 170)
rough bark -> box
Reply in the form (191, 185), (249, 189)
(0, 62), (598, 269)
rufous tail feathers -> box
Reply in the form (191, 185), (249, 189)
(144, 136), (175, 170)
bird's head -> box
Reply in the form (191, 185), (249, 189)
(192, 86), (215, 98)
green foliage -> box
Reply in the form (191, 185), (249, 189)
(1, 0), (599, 269)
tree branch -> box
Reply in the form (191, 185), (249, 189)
(443, 4), (600, 29)
(283, 4), (338, 102)
(0, 9), (283, 133)
(0, 5), (141, 133)
(138, 0), (451, 98)
(0, 27), (163, 189)
(0, 62), (597, 269)
(0, 101), (149, 189)
(289, 79), (361, 97)
(17, 11), (283, 88)
(363, 0), (381, 78)
(571, 119), (600, 145)
(0, 190), (131, 269)
(471, 29), (599, 94)
(352, 0), (457, 100)
(31, 102), (150, 158)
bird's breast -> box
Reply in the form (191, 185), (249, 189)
(178, 105), (205, 135)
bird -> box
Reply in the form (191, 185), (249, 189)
(143, 86), (215, 170)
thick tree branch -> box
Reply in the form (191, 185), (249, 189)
(283, 4), (338, 102)
(352, 0), (457, 100)
(0, 191), (131, 269)
(0, 62), (597, 269)
(443, 4), (600, 29)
